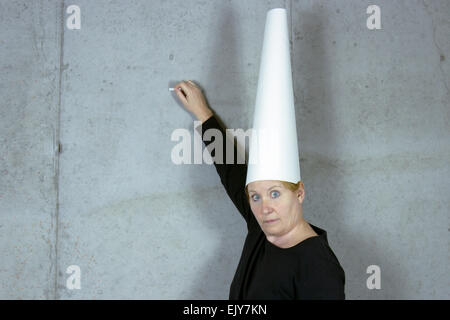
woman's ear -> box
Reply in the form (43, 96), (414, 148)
(297, 182), (305, 204)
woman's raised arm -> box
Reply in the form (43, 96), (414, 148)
(173, 80), (256, 229)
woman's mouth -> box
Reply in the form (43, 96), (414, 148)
(264, 219), (279, 224)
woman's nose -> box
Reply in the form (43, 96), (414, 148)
(262, 199), (273, 214)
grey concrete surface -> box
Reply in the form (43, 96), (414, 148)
(0, 0), (448, 299)
(0, 0), (62, 299)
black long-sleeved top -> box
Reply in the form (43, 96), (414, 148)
(198, 115), (345, 300)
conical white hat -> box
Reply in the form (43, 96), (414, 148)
(246, 8), (301, 187)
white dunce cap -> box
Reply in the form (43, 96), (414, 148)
(246, 8), (301, 187)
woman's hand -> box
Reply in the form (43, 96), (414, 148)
(174, 80), (213, 123)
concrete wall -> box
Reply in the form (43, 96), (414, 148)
(0, 0), (448, 299)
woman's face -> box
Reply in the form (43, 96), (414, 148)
(247, 180), (304, 237)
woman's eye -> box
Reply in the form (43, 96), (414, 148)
(271, 191), (280, 198)
(251, 194), (260, 201)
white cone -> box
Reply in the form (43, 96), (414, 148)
(246, 8), (301, 186)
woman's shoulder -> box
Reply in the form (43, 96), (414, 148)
(295, 225), (343, 268)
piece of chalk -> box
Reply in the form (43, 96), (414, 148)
(169, 87), (175, 91)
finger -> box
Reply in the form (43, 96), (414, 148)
(187, 80), (200, 90)
(175, 86), (188, 105)
(173, 82), (185, 93)
(177, 81), (191, 95)
(174, 83), (189, 104)
(174, 82), (188, 95)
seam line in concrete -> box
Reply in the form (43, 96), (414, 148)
(54, 0), (65, 300)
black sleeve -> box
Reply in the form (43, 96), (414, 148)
(295, 242), (346, 300)
(196, 115), (256, 230)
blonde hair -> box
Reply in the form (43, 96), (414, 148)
(245, 180), (304, 201)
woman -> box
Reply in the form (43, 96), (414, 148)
(174, 80), (345, 299)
